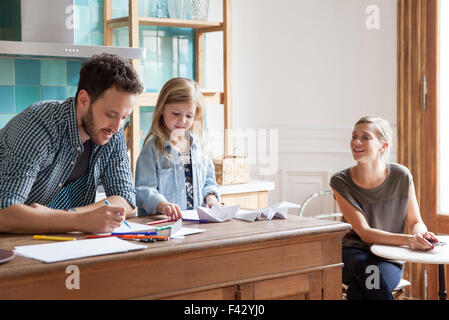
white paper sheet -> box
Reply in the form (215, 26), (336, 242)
(180, 209), (200, 220)
(13, 237), (146, 263)
(234, 201), (301, 222)
(234, 209), (261, 222)
(196, 204), (241, 222)
(170, 219), (206, 239)
(97, 221), (156, 235)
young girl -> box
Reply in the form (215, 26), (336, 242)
(135, 78), (220, 220)
(330, 116), (438, 300)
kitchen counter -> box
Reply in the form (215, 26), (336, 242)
(96, 180), (276, 210)
(218, 179), (275, 195)
(218, 179), (275, 209)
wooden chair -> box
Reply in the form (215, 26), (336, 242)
(299, 189), (411, 300)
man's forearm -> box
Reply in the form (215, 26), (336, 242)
(0, 204), (80, 233)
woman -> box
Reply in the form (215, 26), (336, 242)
(330, 116), (438, 300)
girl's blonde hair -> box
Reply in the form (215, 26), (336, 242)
(355, 116), (393, 162)
(143, 77), (205, 157)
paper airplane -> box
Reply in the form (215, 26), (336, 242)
(196, 204), (241, 222)
(234, 201), (301, 222)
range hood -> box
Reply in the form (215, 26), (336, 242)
(0, 0), (145, 60)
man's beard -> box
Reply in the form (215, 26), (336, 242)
(81, 106), (113, 145)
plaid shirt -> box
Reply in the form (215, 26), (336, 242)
(0, 97), (136, 210)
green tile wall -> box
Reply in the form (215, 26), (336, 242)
(138, 26), (195, 92)
(140, 106), (155, 147)
(0, 56), (84, 126)
(74, 0), (104, 45)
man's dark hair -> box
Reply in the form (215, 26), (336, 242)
(75, 53), (144, 104)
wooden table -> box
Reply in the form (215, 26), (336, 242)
(0, 215), (351, 300)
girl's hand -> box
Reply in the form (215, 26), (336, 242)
(157, 201), (182, 220)
(205, 194), (220, 208)
(408, 232), (436, 251)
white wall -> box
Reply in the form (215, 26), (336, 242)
(205, 0), (397, 212)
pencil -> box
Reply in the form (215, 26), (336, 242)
(155, 225), (172, 231)
(33, 235), (76, 241)
(85, 235), (114, 239)
(121, 235), (169, 240)
(147, 218), (172, 225)
(85, 235), (169, 240)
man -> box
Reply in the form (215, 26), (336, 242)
(0, 53), (144, 233)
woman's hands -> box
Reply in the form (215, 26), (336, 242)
(408, 232), (439, 251)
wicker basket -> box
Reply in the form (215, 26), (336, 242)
(213, 156), (249, 185)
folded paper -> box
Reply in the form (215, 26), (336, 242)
(170, 219), (206, 239)
(234, 201), (301, 222)
(196, 204), (241, 222)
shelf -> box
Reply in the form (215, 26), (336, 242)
(103, 0), (233, 173)
(106, 16), (223, 32)
(136, 90), (224, 107)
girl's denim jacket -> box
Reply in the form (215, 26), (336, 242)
(135, 132), (220, 215)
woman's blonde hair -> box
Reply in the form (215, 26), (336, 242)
(143, 77), (205, 157)
(355, 116), (393, 162)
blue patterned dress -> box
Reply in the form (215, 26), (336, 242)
(180, 151), (194, 209)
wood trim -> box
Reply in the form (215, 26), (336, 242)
(136, 92), (159, 106)
(107, 18), (223, 31)
(106, 17), (129, 29)
(424, 0), (441, 301)
(425, 0), (439, 233)
(138, 17), (222, 30)
(202, 91), (224, 104)
(423, 0), (439, 301)
(128, 0), (141, 175)
(103, 0), (113, 46)
(136, 91), (224, 107)
(200, 26), (225, 33)
(129, 0), (140, 48)
(436, 215), (449, 232)
(195, 29), (205, 87)
(397, 0), (428, 300)
(223, 0), (233, 157)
